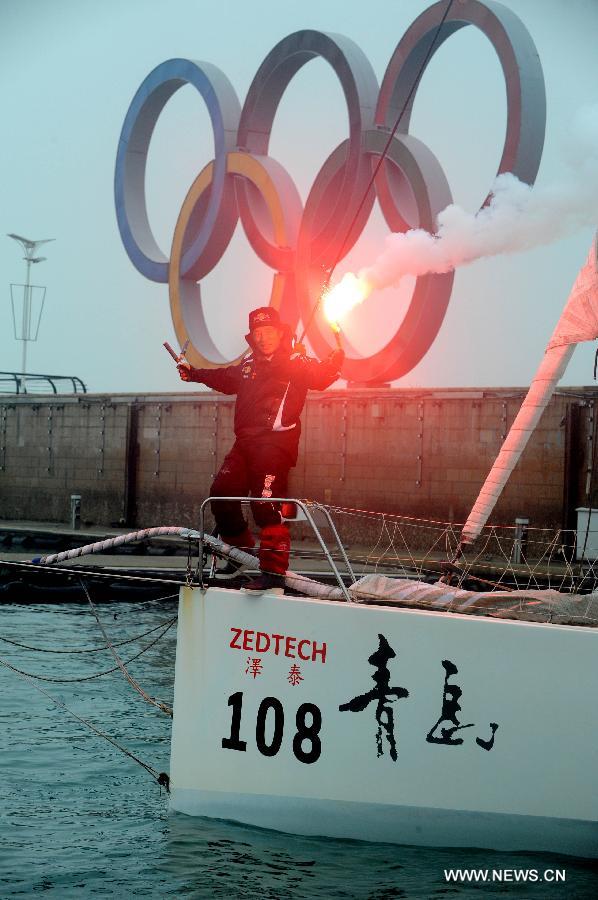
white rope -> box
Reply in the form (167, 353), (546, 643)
(32, 528), (345, 602)
(33, 526), (201, 565)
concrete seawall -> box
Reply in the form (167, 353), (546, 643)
(1, 387), (596, 538)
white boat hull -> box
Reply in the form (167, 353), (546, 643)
(170, 586), (598, 857)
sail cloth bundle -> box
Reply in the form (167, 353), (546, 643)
(348, 574), (598, 626)
(461, 233), (598, 545)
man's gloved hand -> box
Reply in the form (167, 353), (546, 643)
(177, 361), (192, 382)
(327, 348), (345, 372)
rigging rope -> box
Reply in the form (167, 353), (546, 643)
(298, 0), (455, 343)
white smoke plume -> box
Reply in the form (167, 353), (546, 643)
(359, 105), (598, 292)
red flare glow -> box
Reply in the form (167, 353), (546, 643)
(323, 273), (371, 328)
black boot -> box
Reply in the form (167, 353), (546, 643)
(241, 572), (285, 595)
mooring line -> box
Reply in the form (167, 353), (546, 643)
(0, 618), (176, 684)
(0, 616), (176, 654)
(0, 655), (170, 793)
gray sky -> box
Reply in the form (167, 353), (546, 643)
(2, 0), (597, 393)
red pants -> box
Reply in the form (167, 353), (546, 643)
(210, 441), (292, 575)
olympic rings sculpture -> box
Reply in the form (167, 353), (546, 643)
(115, 0), (545, 384)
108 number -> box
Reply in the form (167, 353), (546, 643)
(222, 692), (322, 764)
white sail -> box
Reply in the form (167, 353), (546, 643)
(462, 234), (598, 544)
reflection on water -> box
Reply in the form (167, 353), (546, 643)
(0, 602), (596, 898)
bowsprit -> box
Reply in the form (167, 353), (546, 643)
(114, 0), (546, 385)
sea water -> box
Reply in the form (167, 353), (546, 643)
(1, 600), (596, 899)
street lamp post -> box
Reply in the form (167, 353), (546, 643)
(7, 233), (54, 381)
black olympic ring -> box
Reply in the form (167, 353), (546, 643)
(114, 0), (545, 384)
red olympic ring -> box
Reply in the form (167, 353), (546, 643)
(295, 129), (454, 383)
(115, 0), (545, 382)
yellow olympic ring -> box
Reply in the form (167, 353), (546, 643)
(169, 152), (300, 369)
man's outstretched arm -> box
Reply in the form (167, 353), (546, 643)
(178, 361), (241, 394)
(289, 348), (345, 390)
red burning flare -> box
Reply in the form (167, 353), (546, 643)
(322, 273), (371, 332)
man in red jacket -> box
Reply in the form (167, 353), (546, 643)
(178, 306), (344, 594)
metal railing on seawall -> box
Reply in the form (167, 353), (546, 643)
(0, 371), (87, 395)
